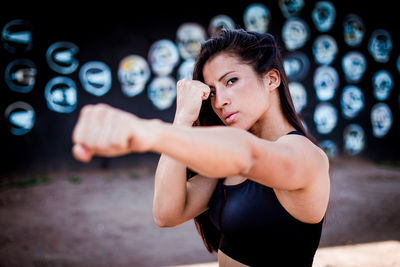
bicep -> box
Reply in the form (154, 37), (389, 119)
(243, 135), (328, 191)
(180, 174), (218, 223)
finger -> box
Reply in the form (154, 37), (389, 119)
(72, 144), (92, 163)
(202, 87), (210, 100)
(72, 104), (95, 145)
(94, 109), (114, 151)
(72, 121), (82, 144)
(109, 124), (126, 151)
(84, 105), (105, 148)
(72, 106), (90, 144)
(176, 79), (184, 88)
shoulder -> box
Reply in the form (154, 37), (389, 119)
(277, 133), (330, 181)
(243, 130), (329, 191)
(277, 132), (328, 161)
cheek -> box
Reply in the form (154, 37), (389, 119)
(244, 87), (268, 109)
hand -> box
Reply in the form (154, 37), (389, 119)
(174, 78), (210, 125)
(72, 103), (153, 163)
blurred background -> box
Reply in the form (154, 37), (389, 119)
(1, 0), (399, 174)
(1, 0), (399, 266)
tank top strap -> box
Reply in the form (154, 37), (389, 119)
(286, 130), (305, 136)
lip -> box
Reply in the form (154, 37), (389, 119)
(223, 112), (238, 124)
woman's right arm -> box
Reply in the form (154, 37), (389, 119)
(152, 79), (218, 227)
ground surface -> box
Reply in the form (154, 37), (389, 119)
(0, 157), (399, 266)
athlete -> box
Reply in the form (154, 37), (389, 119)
(72, 29), (330, 266)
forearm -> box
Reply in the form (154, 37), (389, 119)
(152, 117), (192, 225)
(153, 154), (187, 223)
(149, 121), (253, 178)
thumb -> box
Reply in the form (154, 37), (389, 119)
(202, 88), (210, 100)
(72, 144), (93, 163)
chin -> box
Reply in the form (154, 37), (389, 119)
(229, 121), (251, 130)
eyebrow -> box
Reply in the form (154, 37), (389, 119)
(218, 71), (235, 82)
(206, 71), (236, 88)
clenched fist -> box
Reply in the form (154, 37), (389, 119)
(174, 78), (210, 125)
(72, 103), (154, 163)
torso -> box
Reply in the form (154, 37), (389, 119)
(211, 176), (321, 267)
(223, 175), (246, 186)
(215, 159), (328, 266)
(208, 131), (329, 266)
(223, 172), (329, 224)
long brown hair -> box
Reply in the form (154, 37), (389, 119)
(188, 29), (317, 253)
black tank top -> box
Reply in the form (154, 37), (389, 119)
(208, 130), (324, 266)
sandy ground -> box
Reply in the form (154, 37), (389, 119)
(0, 157), (399, 267)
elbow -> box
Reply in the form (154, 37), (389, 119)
(153, 208), (181, 228)
(154, 216), (174, 228)
(238, 158), (253, 177)
(238, 144), (258, 177)
(153, 214), (174, 228)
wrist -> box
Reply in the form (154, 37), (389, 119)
(137, 118), (165, 153)
(173, 114), (195, 126)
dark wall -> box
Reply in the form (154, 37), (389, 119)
(1, 0), (399, 175)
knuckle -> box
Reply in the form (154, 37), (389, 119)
(110, 139), (123, 149)
(80, 104), (93, 115)
(96, 103), (110, 110)
(110, 141), (120, 149)
(72, 128), (80, 143)
(93, 104), (104, 113)
(92, 103), (112, 117)
(96, 142), (109, 152)
(177, 79), (186, 87)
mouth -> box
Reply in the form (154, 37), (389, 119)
(223, 112), (238, 124)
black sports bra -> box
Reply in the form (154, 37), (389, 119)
(208, 130), (324, 266)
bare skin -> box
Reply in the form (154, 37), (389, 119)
(218, 250), (248, 267)
(72, 52), (330, 266)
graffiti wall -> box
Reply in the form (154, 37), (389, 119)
(1, 0), (399, 174)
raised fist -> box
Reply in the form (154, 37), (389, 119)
(174, 78), (211, 125)
(72, 103), (153, 162)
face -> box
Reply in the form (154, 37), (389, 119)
(203, 53), (274, 130)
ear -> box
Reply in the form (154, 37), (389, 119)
(263, 69), (281, 92)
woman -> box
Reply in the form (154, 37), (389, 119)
(72, 29), (330, 266)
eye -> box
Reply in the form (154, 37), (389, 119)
(227, 77), (237, 86)
(210, 91), (216, 97)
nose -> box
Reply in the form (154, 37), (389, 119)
(213, 90), (230, 109)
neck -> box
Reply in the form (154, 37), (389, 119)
(249, 92), (296, 141)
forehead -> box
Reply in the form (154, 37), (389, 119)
(203, 53), (251, 82)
